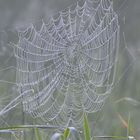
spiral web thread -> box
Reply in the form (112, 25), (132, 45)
(0, 0), (119, 127)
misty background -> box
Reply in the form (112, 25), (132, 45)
(0, 0), (140, 139)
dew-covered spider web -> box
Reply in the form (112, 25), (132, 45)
(0, 0), (120, 127)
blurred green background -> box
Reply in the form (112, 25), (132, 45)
(0, 0), (140, 139)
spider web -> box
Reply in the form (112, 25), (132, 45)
(0, 0), (120, 128)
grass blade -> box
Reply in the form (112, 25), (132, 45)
(63, 128), (70, 140)
(84, 113), (91, 140)
(0, 125), (61, 130)
(94, 136), (127, 139)
(35, 128), (42, 140)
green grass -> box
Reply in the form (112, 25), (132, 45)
(0, 113), (135, 140)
